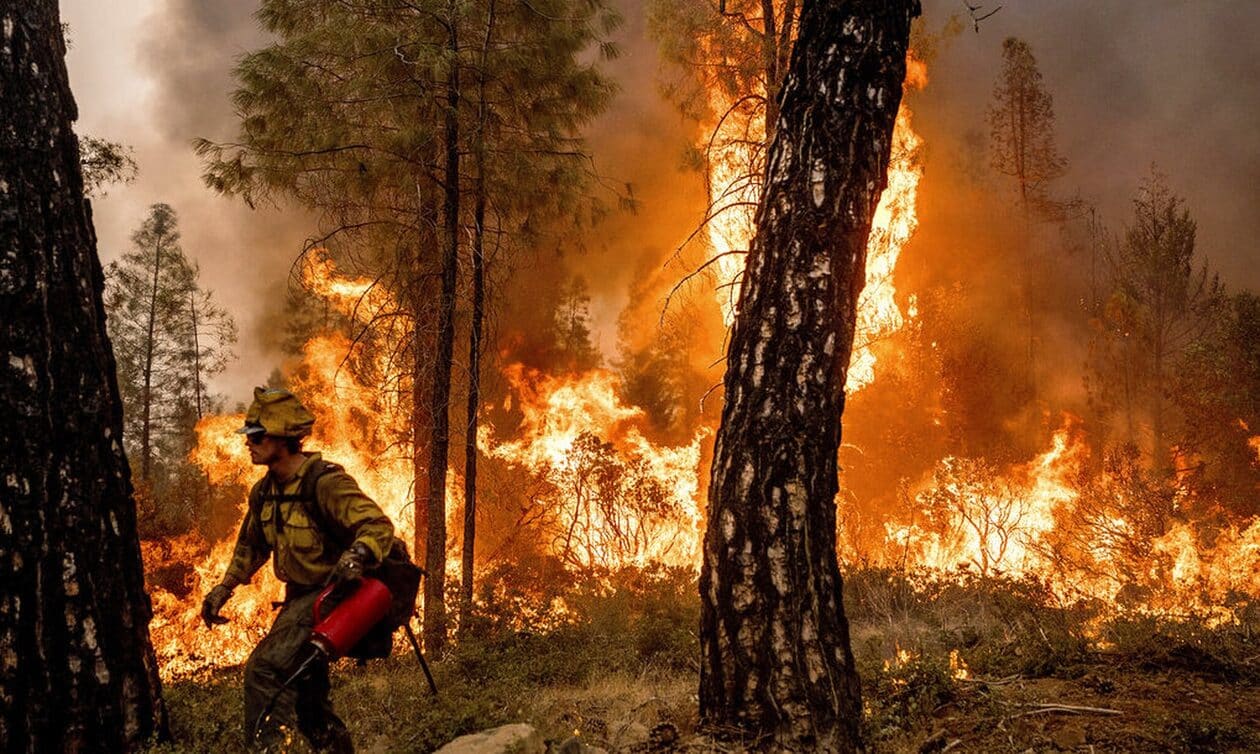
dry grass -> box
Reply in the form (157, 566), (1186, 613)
(146, 567), (1260, 753)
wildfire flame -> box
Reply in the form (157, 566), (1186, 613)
(480, 364), (708, 571)
(146, 255), (707, 675)
(869, 417), (1260, 623)
(137, 45), (1260, 683)
(703, 52), (926, 392)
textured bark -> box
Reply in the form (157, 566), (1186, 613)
(461, 0), (495, 632)
(698, 1), (918, 751)
(423, 2), (461, 654)
(411, 189), (438, 565)
(0, 1), (168, 749)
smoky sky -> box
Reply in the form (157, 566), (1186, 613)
(62, 0), (312, 405)
(60, 0), (1260, 402)
(920, 0), (1260, 291)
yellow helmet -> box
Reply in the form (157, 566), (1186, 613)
(235, 387), (315, 438)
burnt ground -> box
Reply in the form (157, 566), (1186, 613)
(149, 650), (1260, 753)
(879, 667), (1260, 753)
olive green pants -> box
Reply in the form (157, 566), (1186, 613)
(244, 589), (352, 753)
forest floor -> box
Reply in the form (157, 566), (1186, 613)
(146, 567), (1260, 753)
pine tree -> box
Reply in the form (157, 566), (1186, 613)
(78, 135), (137, 197)
(0, 1), (167, 746)
(554, 276), (601, 372)
(105, 204), (236, 488)
(699, 1), (918, 750)
(104, 204), (235, 535)
(988, 37), (1068, 397)
(988, 38), (1066, 215)
(105, 203), (194, 483)
(1094, 171), (1224, 471)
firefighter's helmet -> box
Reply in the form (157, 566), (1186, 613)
(235, 387), (315, 438)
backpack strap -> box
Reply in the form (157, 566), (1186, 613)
(252, 457), (352, 552)
(298, 458), (353, 552)
(247, 477), (268, 540)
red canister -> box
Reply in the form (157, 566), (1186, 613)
(310, 577), (393, 658)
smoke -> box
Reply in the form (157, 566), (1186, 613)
(919, 0), (1260, 291)
(493, 0), (726, 399)
(541, 0), (718, 363)
(61, 0), (1260, 443)
(62, 0), (313, 406)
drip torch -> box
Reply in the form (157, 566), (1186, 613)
(255, 577), (436, 737)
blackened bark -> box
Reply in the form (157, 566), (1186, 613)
(0, 2), (168, 750)
(698, 2), (918, 752)
(461, 0), (495, 633)
(460, 171), (484, 634)
(423, 3), (460, 654)
(411, 187), (438, 566)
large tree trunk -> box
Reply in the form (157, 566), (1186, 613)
(0, 2), (168, 749)
(423, 3), (460, 654)
(698, 2), (917, 752)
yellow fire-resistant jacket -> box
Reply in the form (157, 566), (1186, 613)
(223, 453), (395, 587)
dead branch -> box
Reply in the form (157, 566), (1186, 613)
(1014, 703), (1122, 718)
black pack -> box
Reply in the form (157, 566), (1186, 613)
(250, 458), (423, 660)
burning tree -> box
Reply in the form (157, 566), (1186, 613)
(916, 458), (1031, 577)
(649, 0), (926, 392)
(542, 432), (674, 573)
(0, 0), (167, 747)
(699, 1), (919, 750)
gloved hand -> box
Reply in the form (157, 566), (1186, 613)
(330, 542), (373, 585)
(201, 584), (233, 628)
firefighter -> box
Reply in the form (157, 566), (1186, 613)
(200, 387), (395, 753)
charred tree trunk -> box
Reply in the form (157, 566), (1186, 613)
(460, 0), (495, 634)
(411, 185), (438, 566)
(0, 2), (168, 749)
(698, 2), (917, 752)
(459, 194), (484, 634)
(423, 5), (460, 654)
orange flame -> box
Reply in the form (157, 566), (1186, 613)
(703, 52), (926, 392)
(480, 365), (708, 571)
(149, 256), (430, 676)
(866, 417), (1260, 623)
(147, 255), (708, 675)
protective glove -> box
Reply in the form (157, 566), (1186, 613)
(329, 542), (373, 585)
(201, 584), (233, 628)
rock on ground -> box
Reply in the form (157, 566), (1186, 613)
(433, 723), (545, 754)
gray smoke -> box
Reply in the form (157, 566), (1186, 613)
(63, 0), (312, 405)
(921, 0), (1260, 290)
